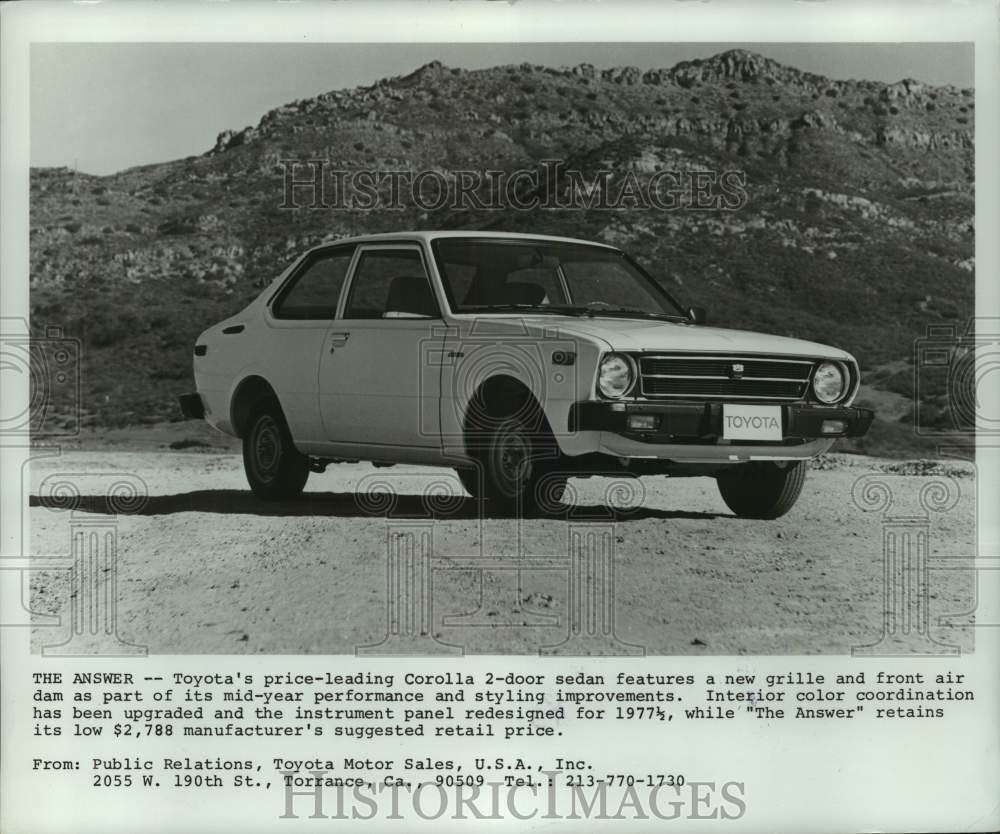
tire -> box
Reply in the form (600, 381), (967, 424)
(242, 399), (310, 500)
(716, 460), (807, 519)
(466, 414), (567, 515)
(455, 467), (481, 500)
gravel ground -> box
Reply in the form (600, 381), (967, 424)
(27, 451), (976, 655)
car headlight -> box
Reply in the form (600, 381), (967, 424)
(598, 353), (635, 399)
(812, 361), (847, 404)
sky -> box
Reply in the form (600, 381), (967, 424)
(30, 42), (974, 176)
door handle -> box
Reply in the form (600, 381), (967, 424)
(328, 332), (350, 352)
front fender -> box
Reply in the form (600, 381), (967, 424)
(437, 320), (609, 458)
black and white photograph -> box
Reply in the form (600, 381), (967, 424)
(22, 39), (979, 656)
(1, 2), (998, 832)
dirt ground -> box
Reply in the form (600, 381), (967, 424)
(26, 443), (977, 656)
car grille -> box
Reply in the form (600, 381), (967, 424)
(638, 354), (814, 401)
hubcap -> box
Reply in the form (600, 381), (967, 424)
(494, 430), (531, 492)
(253, 416), (281, 481)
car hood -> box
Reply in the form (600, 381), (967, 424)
(502, 315), (854, 361)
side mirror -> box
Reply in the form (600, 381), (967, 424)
(687, 306), (707, 325)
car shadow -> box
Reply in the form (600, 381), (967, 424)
(29, 490), (723, 522)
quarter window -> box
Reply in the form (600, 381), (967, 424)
(273, 248), (354, 319)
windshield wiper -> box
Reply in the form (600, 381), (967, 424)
(457, 304), (685, 321)
(585, 307), (686, 322)
(458, 304), (593, 316)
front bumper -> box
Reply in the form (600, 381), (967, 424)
(569, 400), (874, 445)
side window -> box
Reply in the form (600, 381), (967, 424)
(344, 249), (439, 320)
(273, 249), (354, 319)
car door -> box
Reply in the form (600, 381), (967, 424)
(259, 244), (356, 447)
(318, 243), (445, 453)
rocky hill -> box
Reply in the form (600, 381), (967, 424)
(29, 49), (975, 455)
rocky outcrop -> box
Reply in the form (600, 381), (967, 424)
(602, 66), (642, 85)
(876, 127), (973, 150)
(210, 125), (259, 154)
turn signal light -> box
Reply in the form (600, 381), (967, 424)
(628, 414), (659, 431)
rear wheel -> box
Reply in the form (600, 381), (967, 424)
(716, 461), (806, 519)
(242, 400), (309, 500)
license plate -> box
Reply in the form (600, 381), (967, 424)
(722, 404), (783, 441)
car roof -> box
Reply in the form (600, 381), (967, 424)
(302, 230), (621, 255)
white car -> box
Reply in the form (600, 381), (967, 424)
(179, 231), (873, 518)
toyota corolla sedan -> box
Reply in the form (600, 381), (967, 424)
(179, 231), (873, 517)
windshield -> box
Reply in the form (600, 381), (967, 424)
(430, 238), (687, 319)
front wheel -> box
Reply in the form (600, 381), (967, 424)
(464, 415), (567, 515)
(242, 401), (310, 500)
(716, 461), (806, 519)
